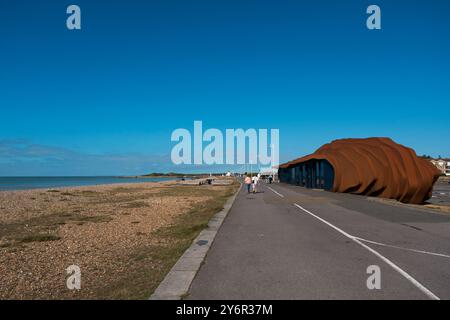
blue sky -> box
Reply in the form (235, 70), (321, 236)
(0, 0), (449, 175)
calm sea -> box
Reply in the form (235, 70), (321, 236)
(0, 176), (178, 191)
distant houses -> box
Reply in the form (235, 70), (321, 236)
(430, 158), (450, 176)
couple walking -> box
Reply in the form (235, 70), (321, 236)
(244, 173), (260, 194)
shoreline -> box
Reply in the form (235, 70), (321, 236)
(0, 176), (182, 192)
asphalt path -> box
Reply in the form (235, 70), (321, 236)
(188, 182), (450, 300)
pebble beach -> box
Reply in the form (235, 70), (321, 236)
(0, 180), (236, 299)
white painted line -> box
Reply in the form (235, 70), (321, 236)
(354, 237), (450, 259)
(293, 203), (440, 300)
(267, 186), (284, 198)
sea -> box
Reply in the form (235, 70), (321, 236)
(0, 176), (179, 191)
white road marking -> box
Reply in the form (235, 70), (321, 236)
(354, 237), (450, 259)
(293, 203), (440, 300)
(265, 184), (442, 299)
(267, 186), (284, 198)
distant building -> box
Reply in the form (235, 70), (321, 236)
(430, 159), (450, 176)
(259, 167), (278, 178)
(447, 160), (450, 176)
(430, 159), (446, 174)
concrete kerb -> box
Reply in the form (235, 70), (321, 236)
(149, 183), (242, 300)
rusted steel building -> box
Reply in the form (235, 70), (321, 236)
(278, 138), (440, 204)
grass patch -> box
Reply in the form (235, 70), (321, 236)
(0, 211), (113, 242)
(17, 234), (60, 243)
(122, 201), (150, 208)
(77, 190), (101, 197)
(91, 194), (153, 205)
(111, 187), (148, 194)
(0, 242), (12, 248)
(72, 215), (113, 223)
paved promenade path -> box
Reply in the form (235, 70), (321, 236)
(188, 182), (450, 300)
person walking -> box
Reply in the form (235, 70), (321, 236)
(252, 175), (259, 193)
(244, 174), (252, 193)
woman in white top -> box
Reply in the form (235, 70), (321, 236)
(252, 175), (259, 193)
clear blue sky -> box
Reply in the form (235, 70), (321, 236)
(0, 0), (449, 176)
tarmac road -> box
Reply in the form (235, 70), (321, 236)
(429, 178), (450, 206)
(187, 182), (450, 300)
